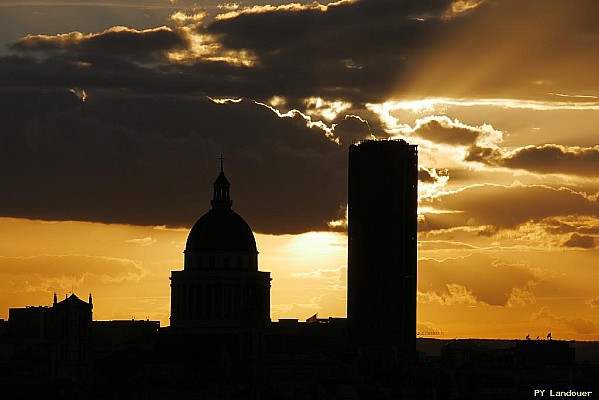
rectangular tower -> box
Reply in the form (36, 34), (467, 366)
(347, 139), (417, 357)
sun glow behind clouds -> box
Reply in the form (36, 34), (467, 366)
(286, 231), (346, 257)
(368, 98), (599, 117)
(259, 231), (347, 320)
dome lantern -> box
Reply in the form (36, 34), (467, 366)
(211, 155), (232, 210)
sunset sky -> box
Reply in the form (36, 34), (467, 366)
(0, 0), (597, 341)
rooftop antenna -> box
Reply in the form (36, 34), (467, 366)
(219, 154), (225, 172)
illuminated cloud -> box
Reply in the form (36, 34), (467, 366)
(252, 100), (340, 141)
(167, 27), (258, 66)
(214, 0), (356, 20)
(445, 0), (485, 18)
(271, 290), (346, 320)
(418, 240), (479, 252)
(532, 307), (598, 335)
(68, 87), (87, 102)
(304, 97), (352, 122)
(291, 266), (346, 290)
(207, 97), (242, 104)
(170, 9), (208, 25)
(125, 237), (157, 246)
(418, 284), (477, 306)
(309, 291), (346, 315)
(0, 254), (145, 287)
(418, 166), (450, 201)
(419, 254), (537, 307)
(367, 112), (504, 151)
(217, 3), (241, 11)
(587, 297), (599, 309)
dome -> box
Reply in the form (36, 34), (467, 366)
(185, 161), (257, 253)
(185, 208), (257, 253)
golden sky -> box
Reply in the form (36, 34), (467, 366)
(0, 0), (597, 341)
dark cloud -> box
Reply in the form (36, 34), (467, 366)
(464, 145), (503, 164)
(1, 0), (596, 235)
(0, 1), (457, 103)
(0, 2), (179, 51)
(563, 233), (597, 249)
(499, 145), (599, 177)
(0, 89), (346, 234)
(330, 115), (374, 145)
(13, 26), (188, 62)
(413, 117), (482, 146)
(205, 0), (598, 102)
(423, 184), (599, 231)
(466, 144), (599, 177)
(204, 0), (451, 102)
(543, 216), (599, 236)
(1, 28), (251, 96)
(419, 168), (437, 183)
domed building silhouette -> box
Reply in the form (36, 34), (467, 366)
(170, 160), (271, 331)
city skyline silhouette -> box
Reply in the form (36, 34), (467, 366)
(2, 0), (598, 396)
(2, 144), (598, 399)
(0, 0), (598, 358)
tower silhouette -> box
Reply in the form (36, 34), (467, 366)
(347, 140), (418, 358)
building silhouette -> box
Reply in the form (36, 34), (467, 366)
(6, 293), (93, 382)
(170, 160), (271, 359)
(347, 139), (418, 357)
(52, 293), (93, 379)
